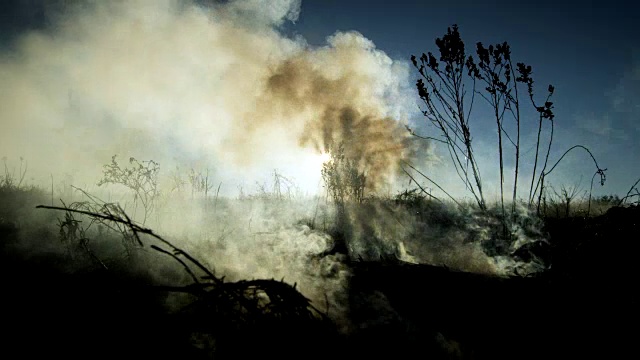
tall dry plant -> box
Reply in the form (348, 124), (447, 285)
(97, 155), (160, 225)
(321, 141), (366, 206)
(410, 25), (605, 221)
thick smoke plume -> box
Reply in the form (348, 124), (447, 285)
(0, 0), (426, 334)
(263, 35), (418, 191)
(0, 3), (570, 355)
(0, 0), (418, 194)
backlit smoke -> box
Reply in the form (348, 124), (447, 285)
(0, 0), (419, 194)
(1, 2), (555, 348)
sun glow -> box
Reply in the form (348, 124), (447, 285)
(269, 151), (333, 196)
(317, 152), (332, 165)
(291, 151), (332, 195)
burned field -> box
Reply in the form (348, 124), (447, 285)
(350, 206), (639, 359)
(1, 186), (637, 360)
(1, 1), (638, 359)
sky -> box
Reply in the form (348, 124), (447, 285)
(287, 0), (640, 200)
(0, 0), (638, 202)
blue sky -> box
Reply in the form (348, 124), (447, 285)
(284, 0), (639, 198)
(0, 0), (638, 200)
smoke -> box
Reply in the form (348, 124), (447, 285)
(259, 31), (419, 191)
(0, 0), (429, 334)
(1, 3), (558, 354)
(0, 0), (548, 303)
(0, 0), (419, 194)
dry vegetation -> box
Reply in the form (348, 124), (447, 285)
(1, 151), (638, 359)
(1, 21), (638, 360)
(0, 0), (638, 357)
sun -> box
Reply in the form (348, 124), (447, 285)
(317, 151), (332, 164)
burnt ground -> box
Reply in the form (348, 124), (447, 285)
(347, 205), (639, 359)
(1, 199), (638, 359)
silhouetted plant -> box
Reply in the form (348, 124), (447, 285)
(56, 200), (109, 268)
(534, 145), (606, 216)
(411, 25), (486, 210)
(321, 141), (366, 205)
(318, 141), (364, 257)
(411, 25), (556, 215)
(242, 169), (299, 201)
(56, 187), (144, 258)
(97, 155), (160, 224)
(1, 156), (28, 190)
(188, 167), (215, 198)
(37, 201), (331, 342)
(547, 182), (585, 218)
(618, 176), (640, 206)
(410, 25), (605, 222)
(270, 169), (298, 201)
(167, 165), (187, 194)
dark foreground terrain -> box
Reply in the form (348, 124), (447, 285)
(1, 193), (638, 359)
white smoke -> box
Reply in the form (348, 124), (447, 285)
(0, 0), (417, 195)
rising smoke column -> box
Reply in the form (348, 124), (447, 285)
(262, 33), (419, 192)
(0, 0), (421, 194)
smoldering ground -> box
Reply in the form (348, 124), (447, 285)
(0, 0), (421, 335)
(0, 1), (555, 357)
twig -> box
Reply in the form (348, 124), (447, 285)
(401, 161), (460, 207)
(36, 204), (220, 284)
(618, 176), (640, 206)
(150, 245), (201, 285)
(399, 166), (443, 204)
